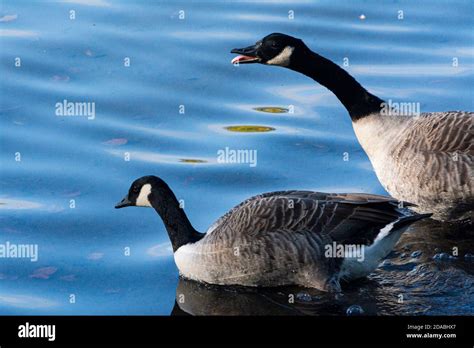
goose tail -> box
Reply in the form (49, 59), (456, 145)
(370, 213), (432, 261)
(341, 213), (431, 281)
(392, 213), (432, 230)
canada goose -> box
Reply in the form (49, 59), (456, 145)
(115, 175), (430, 292)
(231, 33), (474, 222)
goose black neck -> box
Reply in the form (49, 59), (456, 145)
(290, 48), (384, 121)
(149, 183), (203, 252)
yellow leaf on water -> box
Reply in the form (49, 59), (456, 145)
(253, 107), (289, 114)
(225, 125), (275, 133)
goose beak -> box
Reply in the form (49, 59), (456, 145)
(115, 195), (132, 209)
(231, 45), (260, 64)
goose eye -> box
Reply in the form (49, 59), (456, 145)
(132, 187), (139, 194)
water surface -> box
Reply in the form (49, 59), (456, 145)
(0, 0), (473, 315)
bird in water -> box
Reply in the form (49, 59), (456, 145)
(231, 33), (473, 222)
(116, 175), (430, 292)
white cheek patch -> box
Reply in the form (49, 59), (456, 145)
(136, 184), (152, 207)
(266, 46), (295, 66)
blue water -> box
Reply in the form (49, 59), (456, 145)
(0, 0), (473, 315)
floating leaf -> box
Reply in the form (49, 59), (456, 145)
(179, 158), (207, 164)
(253, 106), (289, 113)
(225, 125), (275, 133)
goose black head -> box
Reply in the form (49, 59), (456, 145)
(115, 175), (167, 209)
(231, 33), (306, 67)
(115, 176), (201, 251)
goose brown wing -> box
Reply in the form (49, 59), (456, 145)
(207, 191), (409, 246)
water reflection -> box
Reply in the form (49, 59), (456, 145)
(0, 29), (37, 38)
(0, 293), (58, 309)
(59, 0), (111, 7)
(351, 64), (472, 77)
(0, 14), (18, 23)
(172, 278), (317, 316)
(106, 149), (213, 165)
(0, 198), (42, 210)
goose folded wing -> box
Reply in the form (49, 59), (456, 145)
(208, 191), (409, 246)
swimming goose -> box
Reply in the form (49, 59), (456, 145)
(231, 33), (474, 222)
(115, 175), (430, 292)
